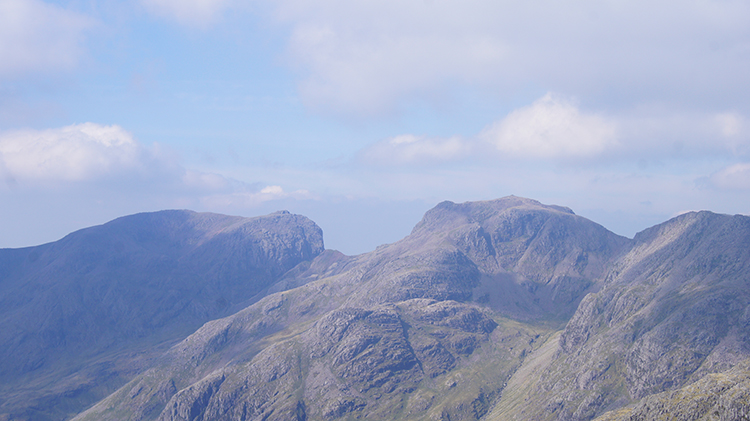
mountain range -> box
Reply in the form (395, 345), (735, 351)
(1, 196), (749, 421)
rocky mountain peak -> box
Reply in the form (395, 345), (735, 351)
(411, 196), (574, 236)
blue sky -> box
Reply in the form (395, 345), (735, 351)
(1, 0), (750, 254)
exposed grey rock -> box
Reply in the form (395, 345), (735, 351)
(73, 197), (626, 421)
(594, 359), (750, 421)
(487, 210), (750, 421)
(75, 295), (525, 421)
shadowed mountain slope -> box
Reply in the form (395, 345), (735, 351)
(73, 197), (631, 421)
(0, 210), (323, 421)
(486, 211), (750, 421)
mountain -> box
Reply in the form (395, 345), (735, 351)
(4, 196), (750, 421)
(485, 210), (750, 420)
(72, 197), (631, 420)
(0, 210), (324, 421)
(410, 198), (630, 320)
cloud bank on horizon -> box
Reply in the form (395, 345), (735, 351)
(1, 0), (749, 254)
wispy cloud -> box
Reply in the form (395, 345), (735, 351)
(198, 185), (315, 208)
(359, 134), (471, 166)
(356, 93), (750, 166)
(140, 0), (233, 27)
(270, 0), (750, 116)
(0, 122), (316, 211)
(709, 163), (750, 190)
(0, 0), (94, 78)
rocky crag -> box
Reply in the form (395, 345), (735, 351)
(594, 358), (750, 421)
(486, 210), (750, 420)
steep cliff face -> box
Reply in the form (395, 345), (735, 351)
(487, 211), (750, 421)
(0, 210), (324, 421)
(73, 197), (630, 421)
(412, 197), (626, 282)
(409, 197), (630, 320)
(148, 300), (509, 421)
(594, 359), (750, 421)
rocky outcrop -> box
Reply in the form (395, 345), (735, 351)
(361, 197), (630, 320)
(75, 298), (534, 421)
(486, 211), (750, 421)
(594, 359), (750, 421)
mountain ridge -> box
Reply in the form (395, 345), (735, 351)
(486, 209), (750, 420)
(2, 197), (749, 421)
(70, 197), (635, 420)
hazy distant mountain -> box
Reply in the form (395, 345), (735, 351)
(4, 197), (750, 421)
(0, 210), (323, 421)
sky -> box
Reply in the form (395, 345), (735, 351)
(1, 0), (750, 255)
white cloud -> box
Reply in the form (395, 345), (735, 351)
(359, 134), (471, 165)
(289, 21), (507, 114)
(260, 185), (284, 195)
(709, 163), (750, 190)
(356, 93), (750, 165)
(277, 0), (510, 114)
(268, 0), (750, 115)
(140, 0), (232, 27)
(611, 108), (750, 160)
(0, 123), (161, 183)
(0, 0), (94, 77)
(479, 93), (618, 160)
(0, 122), (319, 217)
(182, 169), (231, 191)
(716, 113), (744, 138)
(712, 112), (749, 156)
(0, 123), (268, 196)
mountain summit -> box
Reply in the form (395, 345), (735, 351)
(0, 210), (323, 421)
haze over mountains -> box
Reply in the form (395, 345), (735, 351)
(1, 196), (749, 421)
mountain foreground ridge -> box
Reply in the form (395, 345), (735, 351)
(2, 196), (749, 421)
